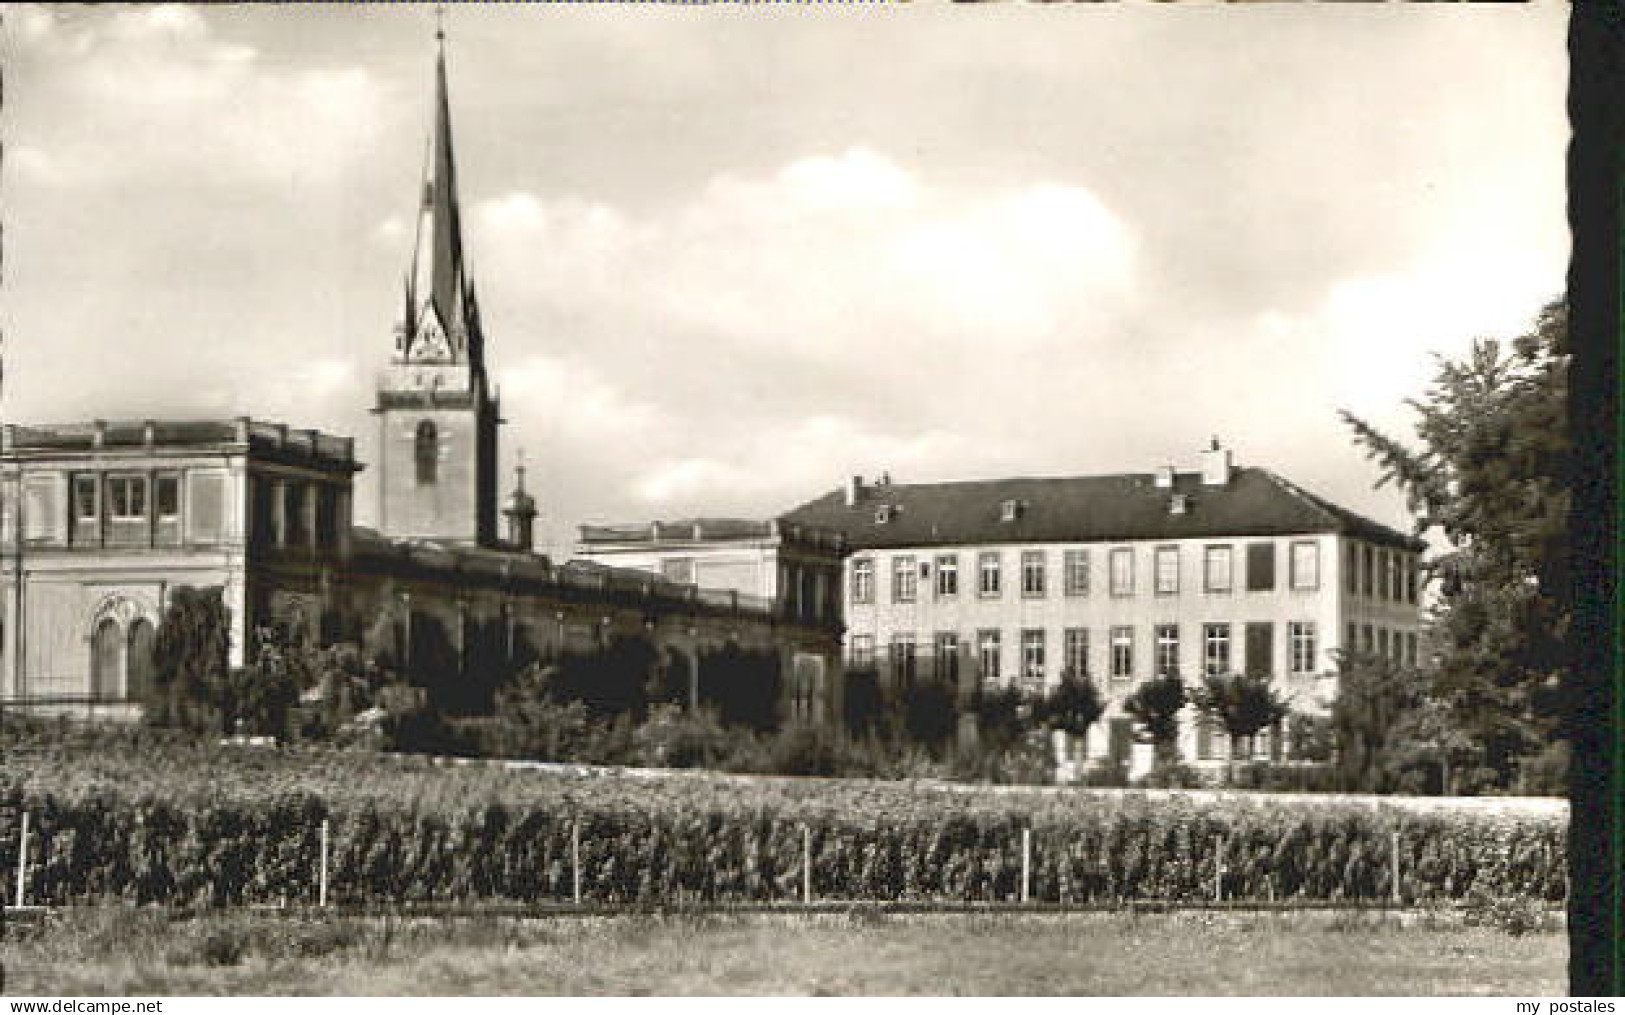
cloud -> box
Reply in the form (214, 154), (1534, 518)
(14, 4), (387, 188)
(463, 148), (1145, 521)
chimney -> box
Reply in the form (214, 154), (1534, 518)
(1199, 437), (1233, 487)
(1154, 465), (1175, 489)
(844, 475), (865, 507)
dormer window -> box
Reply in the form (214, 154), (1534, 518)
(1000, 498), (1023, 522)
(875, 504), (896, 524)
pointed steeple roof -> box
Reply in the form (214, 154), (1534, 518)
(404, 26), (479, 369)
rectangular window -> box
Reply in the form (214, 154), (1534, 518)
(977, 629), (1002, 685)
(1021, 550), (1046, 597)
(1021, 629), (1046, 687)
(1064, 628), (1089, 680)
(661, 558), (696, 585)
(1362, 545), (1375, 597)
(1109, 547), (1134, 597)
(1346, 622), (1358, 655)
(1290, 541), (1319, 591)
(155, 473), (181, 520)
(934, 631), (959, 684)
(1155, 545), (1179, 595)
(889, 633), (916, 684)
(1155, 624), (1180, 678)
(1289, 622), (1317, 674)
(1203, 623), (1231, 676)
(935, 554), (958, 598)
(1362, 624), (1375, 654)
(978, 551), (1002, 598)
(1245, 622), (1274, 677)
(1406, 632), (1419, 667)
(73, 474), (100, 523)
(1203, 545), (1233, 593)
(1064, 548), (1090, 596)
(1377, 627), (1390, 660)
(1346, 543), (1359, 594)
(1387, 553), (1402, 602)
(851, 558), (874, 604)
(892, 555), (917, 603)
(1110, 626), (1134, 681)
(1246, 542), (1276, 592)
(850, 634), (874, 667)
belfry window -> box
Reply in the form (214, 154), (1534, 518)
(415, 421), (438, 486)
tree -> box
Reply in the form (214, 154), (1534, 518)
(1341, 298), (1568, 790)
(149, 586), (232, 733)
(1038, 677), (1106, 739)
(976, 684), (1035, 753)
(1192, 673), (1291, 779)
(1123, 675), (1185, 762)
(226, 628), (302, 739)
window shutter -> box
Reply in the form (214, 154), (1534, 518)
(187, 472), (227, 544)
(22, 475), (62, 544)
(1245, 622), (1274, 677)
(1246, 542), (1276, 591)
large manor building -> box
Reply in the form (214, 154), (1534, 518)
(0, 36), (841, 720)
(780, 441), (1425, 768)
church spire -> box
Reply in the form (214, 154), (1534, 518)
(403, 19), (479, 375)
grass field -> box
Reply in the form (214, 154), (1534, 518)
(2, 908), (1565, 996)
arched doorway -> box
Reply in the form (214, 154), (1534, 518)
(127, 618), (156, 704)
(91, 617), (122, 699)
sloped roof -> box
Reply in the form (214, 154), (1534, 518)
(779, 467), (1424, 552)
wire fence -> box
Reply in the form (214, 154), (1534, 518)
(4, 808), (1557, 917)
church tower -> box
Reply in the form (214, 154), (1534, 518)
(374, 27), (500, 546)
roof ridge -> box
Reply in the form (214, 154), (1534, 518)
(1258, 468), (1421, 548)
(1256, 469), (1344, 528)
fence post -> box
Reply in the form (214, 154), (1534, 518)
(571, 819), (582, 905)
(1021, 828), (1031, 904)
(1391, 828), (1402, 905)
(318, 818), (330, 908)
(14, 810), (28, 909)
(1214, 835), (1225, 903)
(802, 825), (812, 904)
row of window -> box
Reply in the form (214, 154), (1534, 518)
(851, 620), (1348, 686)
(850, 541), (1325, 605)
(71, 472), (182, 526)
(1347, 622), (1421, 666)
(1346, 542), (1420, 605)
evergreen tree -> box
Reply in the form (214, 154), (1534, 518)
(1341, 298), (1568, 790)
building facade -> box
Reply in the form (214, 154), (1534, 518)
(0, 34), (842, 723)
(574, 518), (847, 628)
(783, 443), (1425, 771)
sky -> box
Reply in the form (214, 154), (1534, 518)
(4, 3), (1569, 558)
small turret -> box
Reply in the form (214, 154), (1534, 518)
(503, 456), (538, 552)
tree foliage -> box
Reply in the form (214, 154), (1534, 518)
(1037, 677), (1106, 737)
(1328, 652), (1474, 793)
(1192, 673), (1290, 758)
(1123, 675), (1185, 756)
(1341, 298), (1568, 790)
(149, 586), (232, 733)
